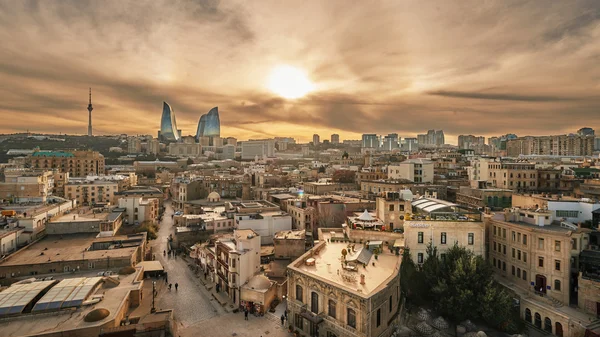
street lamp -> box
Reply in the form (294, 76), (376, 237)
(151, 281), (156, 313)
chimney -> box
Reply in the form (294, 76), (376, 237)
(360, 274), (365, 285)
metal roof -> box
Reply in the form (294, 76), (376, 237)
(0, 280), (56, 316)
(412, 198), (458, 213)
(32, 277), (102, 312)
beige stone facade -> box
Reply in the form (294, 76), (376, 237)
(487, 162), (537, 192)
(287, 228), (402, 337)
(486, 210), (587, 306)
(375, 194), (412, 231)
(0, 169), (55, 202)
(28, 150), (105, 177)
(404, 220), (485, 264)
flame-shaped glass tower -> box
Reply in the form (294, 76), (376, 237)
(160, 102), (180, 141)
(196, 107), (220, 144)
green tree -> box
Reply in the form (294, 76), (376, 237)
(404, 244), (523, 333)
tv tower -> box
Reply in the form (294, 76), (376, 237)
(87, 88), (93, 136)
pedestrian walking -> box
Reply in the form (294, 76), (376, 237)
(280, 314), (285, 326)
(168, 283), (172, 291)
(175, 283), (179, 291)
(244, 309), (248, 320)
(284, 309), (288, 320)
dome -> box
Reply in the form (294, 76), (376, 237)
(246, 275), (271, 290)
(207, 192), (221, 202)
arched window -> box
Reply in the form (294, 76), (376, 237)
(525, 309), (532, 323)
(328, 299), (336, 318)
(554, 280), (561, 291)
(296, 285), (303, 303)
(311, 292), (319, 314)
(534, 313), (542, 328)
(544, 317), (552, 333)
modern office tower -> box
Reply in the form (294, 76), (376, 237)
(331, 134), (340, 144)
(87, 88), (93, 136)
(312, 134), (320, 146)
(160, 102), (180, 142)
(196, 107), (221, 146)
(362, 134), (379, 149)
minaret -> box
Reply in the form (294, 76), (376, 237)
(87, 88), (93, 136)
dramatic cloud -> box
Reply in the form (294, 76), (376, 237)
(0, 0), (599, 143)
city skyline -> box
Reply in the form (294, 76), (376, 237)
(1, 1), (600, 143)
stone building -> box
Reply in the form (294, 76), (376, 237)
(28, 150), (105, 177)
(487, 209), (597, 337)
(287, 228), (402, 337)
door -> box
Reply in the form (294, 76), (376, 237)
(535, 275), (547, 294)
(556, 322), (563, 337)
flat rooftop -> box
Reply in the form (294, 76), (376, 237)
(293, 231), (400, 297)
(0, 270), (144, 337)
(52, 212), (109, 223)
(274, 230), (305, 240)
(0, 234), (141, 267)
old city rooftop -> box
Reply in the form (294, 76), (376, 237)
(290, 229), (401, 297)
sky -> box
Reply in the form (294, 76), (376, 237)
(0, 0), (599, 144)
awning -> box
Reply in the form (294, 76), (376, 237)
(137, 261), (164, 273)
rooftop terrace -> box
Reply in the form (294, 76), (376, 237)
(292, 230), (401, 297)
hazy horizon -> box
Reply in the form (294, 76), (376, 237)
(1, 0), (599, 143)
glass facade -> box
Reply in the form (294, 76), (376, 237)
(196, 107), (220, 144)
(160, 102), (180, 141)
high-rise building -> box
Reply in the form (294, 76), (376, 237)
(595, 137), (600, 151)
(331, 134), (340, 144)
(435, 130), (445, 145)
(362, 134), (379, 149)
(458, 135), (485, 149)
(381, 133), (400, 151)
(417, 130), (444, 146)
(127, 137), (142, 154)
(148, 138), (160, 155)
(402, 138), (418, 152)
(160, 102), (180, 142)
(506, 135), (595, 157)
(241, 139), (275, 160)
(577, 127), (595, 137)
(196, 107), (221, 146)
(87, 88), (93, 136)
(312, 134), (320, 146)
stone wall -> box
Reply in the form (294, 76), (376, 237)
(577, 275), (600, 316)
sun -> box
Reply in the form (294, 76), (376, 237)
(267, 65), (314, 99)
